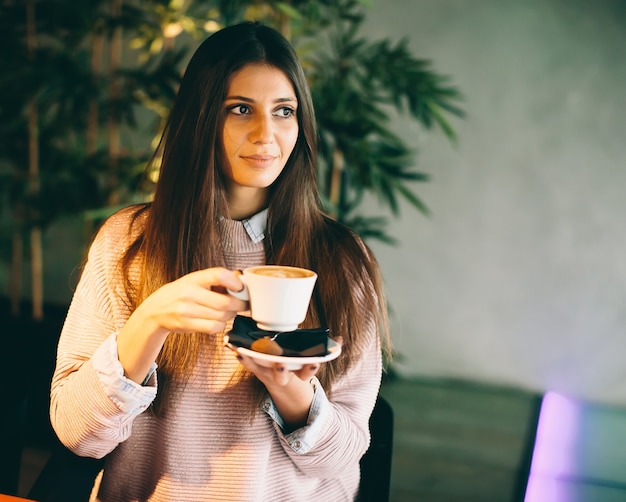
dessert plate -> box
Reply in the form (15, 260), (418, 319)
(225, 336), (341, 371)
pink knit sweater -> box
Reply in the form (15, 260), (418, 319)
(50, 207), (383, 501)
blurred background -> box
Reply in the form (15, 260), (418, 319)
(363, 0), (626, 407)
(2, 0), (626, 500)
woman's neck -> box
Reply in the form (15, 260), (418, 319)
(227, 185), (268, 220)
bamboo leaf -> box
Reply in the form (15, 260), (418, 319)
(275, 2), (304, 20)
(395, 183), (430, 216)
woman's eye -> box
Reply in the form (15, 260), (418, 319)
(274, 107), (295, 118)
(230, 104), (250, 115)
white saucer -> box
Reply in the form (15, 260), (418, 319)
(224, 335), (341, 371)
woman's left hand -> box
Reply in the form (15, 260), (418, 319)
(235, 353), (320, 428)
(236, 354), (320, 386)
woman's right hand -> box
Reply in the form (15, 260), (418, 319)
(116, 267), (248, 383)
(133, 267), (248, 337)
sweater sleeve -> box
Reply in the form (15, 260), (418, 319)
(272, 308), (383, 479)
(50, 209), (155, 459)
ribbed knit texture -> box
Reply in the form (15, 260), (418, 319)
(50, 207), (382, 501)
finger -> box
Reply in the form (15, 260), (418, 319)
(174, 282), (245, 316)
(294, 364), (320, 381)
(232, 351), (255, 371)
(203, 288), (248, 314)
(167, 288), (241, 323)
(234, 353), (274, 382)
(170, 318), (227, 336)
(188, 269), (248, 311)
(188, 304), (239, 324)
(270, 363), (290, 386)
(233, 352), (288, 385)
(191, 267), (245, 294)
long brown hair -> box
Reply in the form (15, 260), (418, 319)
(122, 22), (391, 409)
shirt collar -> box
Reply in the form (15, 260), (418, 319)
(241, 208), (268, 244)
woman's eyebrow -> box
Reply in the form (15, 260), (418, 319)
(224, 95), (297, 103)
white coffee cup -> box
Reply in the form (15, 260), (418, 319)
(228, 265), (317, 332)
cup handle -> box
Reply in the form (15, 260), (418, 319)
(227, 275), (249, 301)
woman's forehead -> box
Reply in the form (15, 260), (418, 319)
(226, 64), (296, 101)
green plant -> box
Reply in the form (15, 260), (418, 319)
(0, 0), (189, 317)
(0, 0), (463, 317)
(300, 3), (463, 241)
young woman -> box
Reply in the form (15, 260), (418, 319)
(50, 21), (390, 501)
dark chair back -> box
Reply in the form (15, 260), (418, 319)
(28, 444), (104, 502)
(359, 395), (394, 502)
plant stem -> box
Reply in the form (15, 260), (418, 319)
(26, 0), (43, 320)
(329, 148), (344, 219)
(107, 0), (122, 206)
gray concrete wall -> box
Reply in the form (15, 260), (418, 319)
(363, 0), (626, 405)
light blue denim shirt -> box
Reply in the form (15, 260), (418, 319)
(91, 208), (330, 453)
(241, 208), (267, 244)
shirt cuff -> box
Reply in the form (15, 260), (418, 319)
(262, 376), (331, 454)
(92, 333), (158, 415)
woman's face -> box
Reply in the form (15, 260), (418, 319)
(221, 63), (299, 212)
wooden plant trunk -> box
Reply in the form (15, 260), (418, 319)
(26, 0), (43, 320)
(107, 0), (122, 206)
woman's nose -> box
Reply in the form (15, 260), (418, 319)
(249, 115), (274, 144)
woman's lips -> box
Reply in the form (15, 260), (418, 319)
(241, 154), (277, 166)
(243, 154), (276, 160)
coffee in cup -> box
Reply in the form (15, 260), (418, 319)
(228, 265), (317, 332)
